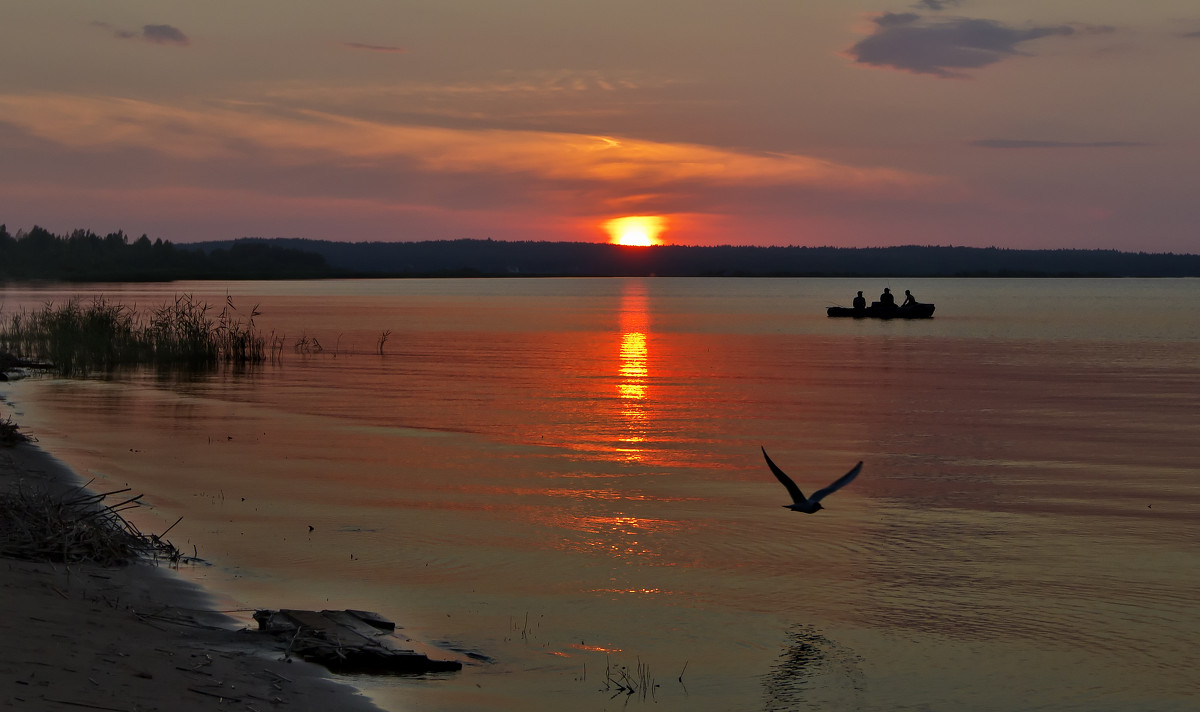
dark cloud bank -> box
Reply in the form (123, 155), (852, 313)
(95, 22), (189, 46)
(847, 11), (1074, 77)
(142, 24), (189, 45)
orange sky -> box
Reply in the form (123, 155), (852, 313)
(2, 2), (1199, 250)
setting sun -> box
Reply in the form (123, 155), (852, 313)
(604, 216), (666, 246)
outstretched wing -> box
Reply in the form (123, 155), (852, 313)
(762, 447), (807, 504)
(809, 462), (863, 504)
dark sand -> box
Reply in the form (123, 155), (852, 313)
(0, 441), (385, 712)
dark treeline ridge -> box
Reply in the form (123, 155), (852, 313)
(5, 224), (1199, 281)
(0, 225), (332, 282)
(193, 237), (1200, 278)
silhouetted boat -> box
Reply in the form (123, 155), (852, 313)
(827, 302), (935, 319)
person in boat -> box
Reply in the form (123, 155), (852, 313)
(879, 288), (896, 308)
(902, 289), (918, 307)
(852, 291), (866, 310)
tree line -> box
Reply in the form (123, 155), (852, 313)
(0, 225), (333, 282)
(204, 237), (1200, 278)
(5, 224), (1199, 282)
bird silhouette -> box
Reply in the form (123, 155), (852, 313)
(762, 447), (862, 514)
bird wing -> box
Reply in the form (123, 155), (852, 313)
(761, 447), (807, 504)
(808, 461), (863, 504)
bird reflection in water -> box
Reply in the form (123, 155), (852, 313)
(761, 625), (864, 712)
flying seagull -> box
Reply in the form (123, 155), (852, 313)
(762, 447), (862, 514)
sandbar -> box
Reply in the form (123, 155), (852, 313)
(0, 439), (386, 712)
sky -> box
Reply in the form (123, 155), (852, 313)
(2, 1), (1199, 251)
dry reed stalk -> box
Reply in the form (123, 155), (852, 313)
(0, 294), (269, 375)
(0, 482), (184, 566)
(602, 656), (657, 701)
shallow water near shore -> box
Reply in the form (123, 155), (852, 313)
(3, 277), (1199, 711)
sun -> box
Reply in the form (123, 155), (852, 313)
(604, 216), (666, 247)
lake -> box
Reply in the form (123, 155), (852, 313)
(2, 277), (1199, 711)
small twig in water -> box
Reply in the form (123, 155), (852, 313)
(159, 516), (183, 538)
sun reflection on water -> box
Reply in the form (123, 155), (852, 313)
(617, 282), (650, 459)
(619, 332), (647, 400)
(570, 643), (624, 653)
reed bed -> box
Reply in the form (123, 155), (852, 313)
(0, 482), (184, 566)
(0, 294), (268, 376)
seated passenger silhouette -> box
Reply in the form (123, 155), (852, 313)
(852, 291), (866, 310)
(879, 288), (896, 308)
(902, 289), (918, 307)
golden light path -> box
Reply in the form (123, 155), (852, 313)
(604, 215), (666, 246)
(619, 332), (647, 400)
(617, 281), (650, 458)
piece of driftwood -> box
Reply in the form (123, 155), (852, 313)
(253, 609), (462, 674)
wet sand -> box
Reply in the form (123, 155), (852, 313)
(0, 441), (385, 712)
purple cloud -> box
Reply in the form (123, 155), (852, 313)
(913, 0), (964, 11)
(971, 139), (1150, 149)
(342, 42), (408, 54)
(93, 21), (189, 46)
(847, 13), (1074, 78)
(142, 24), (189, 45)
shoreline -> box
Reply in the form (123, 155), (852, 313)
(0, 437), (387, 712)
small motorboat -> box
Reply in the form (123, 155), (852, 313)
(827, 301), (935, 319)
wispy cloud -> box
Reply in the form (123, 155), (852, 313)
(912, 0), (964, 11)
(342, 42), (407, 54)
(392, 69), (657, 95)
(259, 71), (683, 127)
(0, 94), (949, 212)
(972, 139), (1151, 149)
(846, 12), (1074, 78)
(265, 71), (667, 106)
(94, 22), (190, 46)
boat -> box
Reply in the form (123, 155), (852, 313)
(827, 301), (935, 319)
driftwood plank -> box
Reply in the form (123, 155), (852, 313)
(345, 609), (395, 631)
(254, 609), (463, 675)
(279, 609), (371, 648)
(320, 611), (412, 651)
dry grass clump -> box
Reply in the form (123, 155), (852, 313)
(0, 294), (268, 376)
(0, 483), (183, 567)
(0, 416), (30, 447)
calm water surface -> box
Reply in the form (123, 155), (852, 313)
(2, 278), (1198, 711)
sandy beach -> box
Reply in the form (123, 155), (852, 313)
(0, 439), (385, 712)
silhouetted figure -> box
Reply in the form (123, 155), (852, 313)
(879, 288), (895, 308)
(902, 289), (918, 307)
(852, 291), (866, 310)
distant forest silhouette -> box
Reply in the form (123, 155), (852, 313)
(185, 237), (1200, 278)
(4, 224), (1200, 281)
(0, 225), (329, 281)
